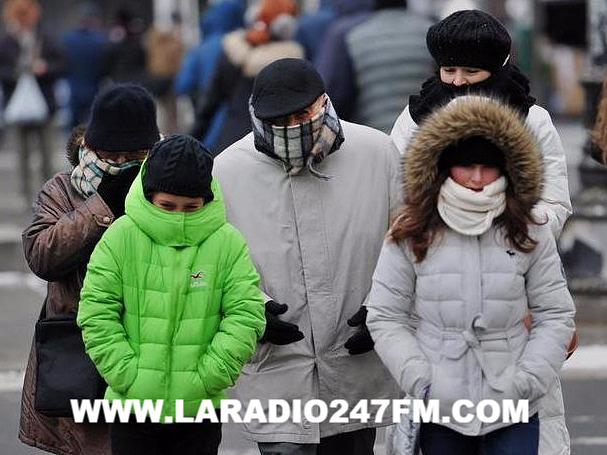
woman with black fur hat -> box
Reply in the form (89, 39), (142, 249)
(391, 9), (571, 239)
(19, 83), (160, 454)
(368, 96), (575, 455)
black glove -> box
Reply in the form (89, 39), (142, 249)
(344, 306), (374, 355)
(96, 165), (141, 217)
(260, 300), (304, 345)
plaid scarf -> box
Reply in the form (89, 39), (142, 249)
(70, 146), (141, 198)
(250, 96), (344, 179)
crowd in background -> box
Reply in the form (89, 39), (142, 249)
(0, 0), (558, 204)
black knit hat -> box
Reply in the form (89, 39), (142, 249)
(143, 135), (214, 201)
(251, 58), (325, 120)
(438, 136), (505, 172)
(426, 10), (511, 72)
(85, 83), (160, 152)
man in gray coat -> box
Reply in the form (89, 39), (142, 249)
(214, 58), (401, 455)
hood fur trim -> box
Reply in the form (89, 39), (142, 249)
(66, 124), (87, 167)
(404, 96), (541, 210)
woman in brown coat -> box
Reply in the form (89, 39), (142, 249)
(19, 83), (160, 454)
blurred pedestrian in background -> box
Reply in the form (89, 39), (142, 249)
(0, 0), (64, 204)
(190, 0), (303, 155)
(343, 0), (434, 133)
(19, 83), (159, 455)
(61, 1), (108, 130)
(144, 11), (185, 134)
(293, 0), (336, 62)
(314, 0), (373, 120)
(103, 8), (146, 86)
(591, 76), (607, 165)
(174, 0), (244, 148)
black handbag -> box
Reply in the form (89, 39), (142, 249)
(34, 304), (106, 417)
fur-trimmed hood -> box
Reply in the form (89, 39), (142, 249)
(66, 124), (87, 167)
(404, 96), (541, 211)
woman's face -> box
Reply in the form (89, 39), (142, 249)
(151, 192), (204, 212)
(440, 66), (492, 86)
(450, 164), (501, 192)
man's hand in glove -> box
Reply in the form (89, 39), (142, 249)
(260, 300), (304, 345)
(344, 306), (374, 355)
(97, 165), (141, 218)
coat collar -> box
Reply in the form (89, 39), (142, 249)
(124, 166), (226, 248)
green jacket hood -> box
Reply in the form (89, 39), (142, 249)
(124, 165), (226, 247)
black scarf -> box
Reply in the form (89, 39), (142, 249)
(409, 64), (536, 124)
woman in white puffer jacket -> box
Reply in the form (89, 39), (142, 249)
(368, 96), (575, 455)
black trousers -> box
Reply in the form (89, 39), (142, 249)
(258, 427), (377, 455)
(110, 414), (222, 455)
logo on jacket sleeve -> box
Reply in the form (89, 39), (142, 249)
(190, 270), (208, 287)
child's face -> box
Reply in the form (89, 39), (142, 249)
(152, 192), (204, 212)
(96, 150), (147, 165)
(440, 66), (492, 86)
(450, 165), (501, 192)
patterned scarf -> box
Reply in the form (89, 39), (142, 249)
(438, 176), (507, 236)
(70, 146), (142, 198)
(250, 96), (345, 179)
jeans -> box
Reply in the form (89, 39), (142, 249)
(420, 413), (540, 455)
(258, 427), (376, 455)
(110, 414), (222, 455)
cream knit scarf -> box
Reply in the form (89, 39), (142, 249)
(438, 176), (508, 236)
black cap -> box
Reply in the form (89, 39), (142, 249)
(251, 58), (326, 120)
(426, 9), (511, 72)
(143, 135), (214, 201)
(438, 136), (505, 172)
(85, 83), (160, 152)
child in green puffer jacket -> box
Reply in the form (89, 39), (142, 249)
(78, 134), (266, 455)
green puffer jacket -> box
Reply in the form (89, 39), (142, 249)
(78, 171), (265, 420)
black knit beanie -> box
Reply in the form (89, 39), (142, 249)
(143, 135), (214, 202)
(438, 136), (505, 173)
(426, 10), (511, 73)
(85, 83), (160, 152)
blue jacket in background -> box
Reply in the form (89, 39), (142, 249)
(175, 0), (244, 148)
(294, 0), (336, 61)
(61, 27), (107, 127)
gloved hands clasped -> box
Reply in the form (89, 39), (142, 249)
(260, 300), (304, 345)
(344, 306), (374, 355)
(97, 165), (141, 218)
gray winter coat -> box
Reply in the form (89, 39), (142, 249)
(390, 100), (574, 453)
(368, 96), (576, 436)
(214, 121), (402, 443)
